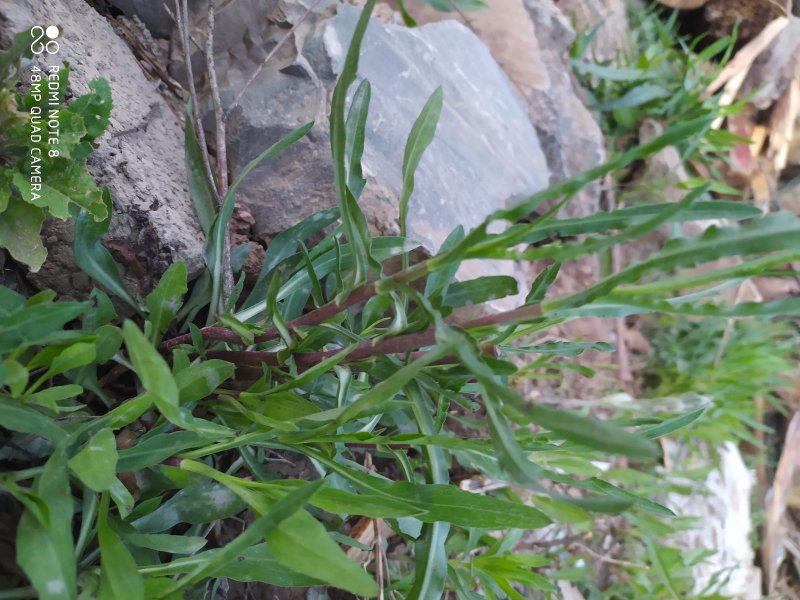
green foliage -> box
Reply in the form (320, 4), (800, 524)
(571, 6), (740, 175)
(0, 38), (111, 271)
(644, 317), (797, 447)
(1, 4), (798, 599)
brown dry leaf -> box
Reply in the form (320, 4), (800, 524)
(703, 17), (789, 101)
(558, 580), (587, 599)
(763, 412), (800, 593)
(768, 75), (800, 172)
(345, 517), (395, 565)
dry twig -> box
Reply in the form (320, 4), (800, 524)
(172, 0), (218, 200)
(205, 0), (234, 301)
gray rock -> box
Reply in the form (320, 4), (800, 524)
(325, 5), (551, 254)
(0, 0), (205, 297)
(521, 0), (606, 218)
(554, 0), (630, 63)
(211, 3), (550, 256)
(107, 0), (173, 38)
(383, 0), (607, 219)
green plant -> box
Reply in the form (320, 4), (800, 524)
(644, 316), (797, 448)
(0, 31), (111, 272)
(571, 4), (743, 178)
(2, 2), (800, 599)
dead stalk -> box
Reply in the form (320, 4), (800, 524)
(205, 0), (234, 302)
(174, 0), (218, 201)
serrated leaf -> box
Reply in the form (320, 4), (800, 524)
(0, 195), (46, 271)
(67, 78), (112, 142)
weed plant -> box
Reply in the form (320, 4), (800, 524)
(1, 2), (800, 598)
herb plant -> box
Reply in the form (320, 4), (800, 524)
(1, 3), (799, 599)
(0, 32), (111, 272)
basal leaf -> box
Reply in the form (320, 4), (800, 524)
(16, 449), (77, 600)
(98, 494), (145, 600)
(146, 261), (188, 344)
(206, 122), (314, 320)
(329, 0), (377, 291)
(68, 428), (118, 492)
(184, 105), (217, 236)
(73, 190), (140, 312)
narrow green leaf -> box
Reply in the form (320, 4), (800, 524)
(400, 86), (443, 237)
(123, 321), (232, 438)
(174, 359), (234, 404)
(0, 301), (85, 353)
(98, 493), (145, 600)
(131, 482), (247, 533)
(184, 105), (217, 235)
(329, 0), (377, 291)
(16, 449), (77, 600)
(642, 408), (705, 439)
(74, 190), (140, 312)
(336, 347), (450, 424)
(0, 395), (67, 443)
(206, 122), (314, 320)
(146, 261), (188, 344)
(444, 275), (518, 308)
(172, 480), (327, 591)
(244, 208), (340, 310)
(528, 404), (660, 459)
(117, 431), (205, 472)
(345, 79), (372, 199)
(526, 263), (560, 304)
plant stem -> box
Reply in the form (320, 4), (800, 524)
(161, 262), (430, 350)
(205, 304), (538, 369)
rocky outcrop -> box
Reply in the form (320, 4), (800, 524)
(3, 0), (610, 301)
(0, 0), (205, 297)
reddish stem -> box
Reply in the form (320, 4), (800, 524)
(161, 263), (428, 351)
